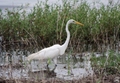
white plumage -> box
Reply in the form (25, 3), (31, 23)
(26, 19), (84, 70)
(27, 44), (61, 61)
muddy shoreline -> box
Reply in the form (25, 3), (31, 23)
(0, 57), (119, 83)
(0, 74), (119, 83)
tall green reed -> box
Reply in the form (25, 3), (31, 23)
(0, 0), (120, 52)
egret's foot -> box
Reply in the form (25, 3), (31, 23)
(51, 64), (57, 72)
(70, 72), (74, 75)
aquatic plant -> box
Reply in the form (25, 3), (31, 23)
(91, 50), (120, 75)
(0, 0), (120, 52)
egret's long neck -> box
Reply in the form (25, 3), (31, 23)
(62, 22), (70, 50)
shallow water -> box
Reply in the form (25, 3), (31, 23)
(0, 50), (93, 80)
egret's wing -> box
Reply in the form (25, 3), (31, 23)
(27, 44), (61, 61)
(26, 52), (39, 61)
(33, 44), (61, 60)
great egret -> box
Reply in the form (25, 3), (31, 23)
(26, 19), (84, 71)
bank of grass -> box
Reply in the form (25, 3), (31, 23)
(0, 0), (120, 52)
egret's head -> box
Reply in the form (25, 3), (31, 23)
(68, 19), (84, 26)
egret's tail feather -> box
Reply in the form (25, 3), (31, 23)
(26, 52), (40, 61)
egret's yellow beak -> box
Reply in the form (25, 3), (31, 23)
(75, 21), (84, 26)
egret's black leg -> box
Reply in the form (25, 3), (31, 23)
(46, 63), (50, 71)
(51, 57), (57, 71)
(52, 64), (57, 72)
(45, 60), (51, 71)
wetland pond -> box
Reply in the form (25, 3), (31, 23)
(0, 49), (93, 82)
(0, 47), (119, 83)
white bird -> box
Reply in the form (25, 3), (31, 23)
(26, 19), (84, 71)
